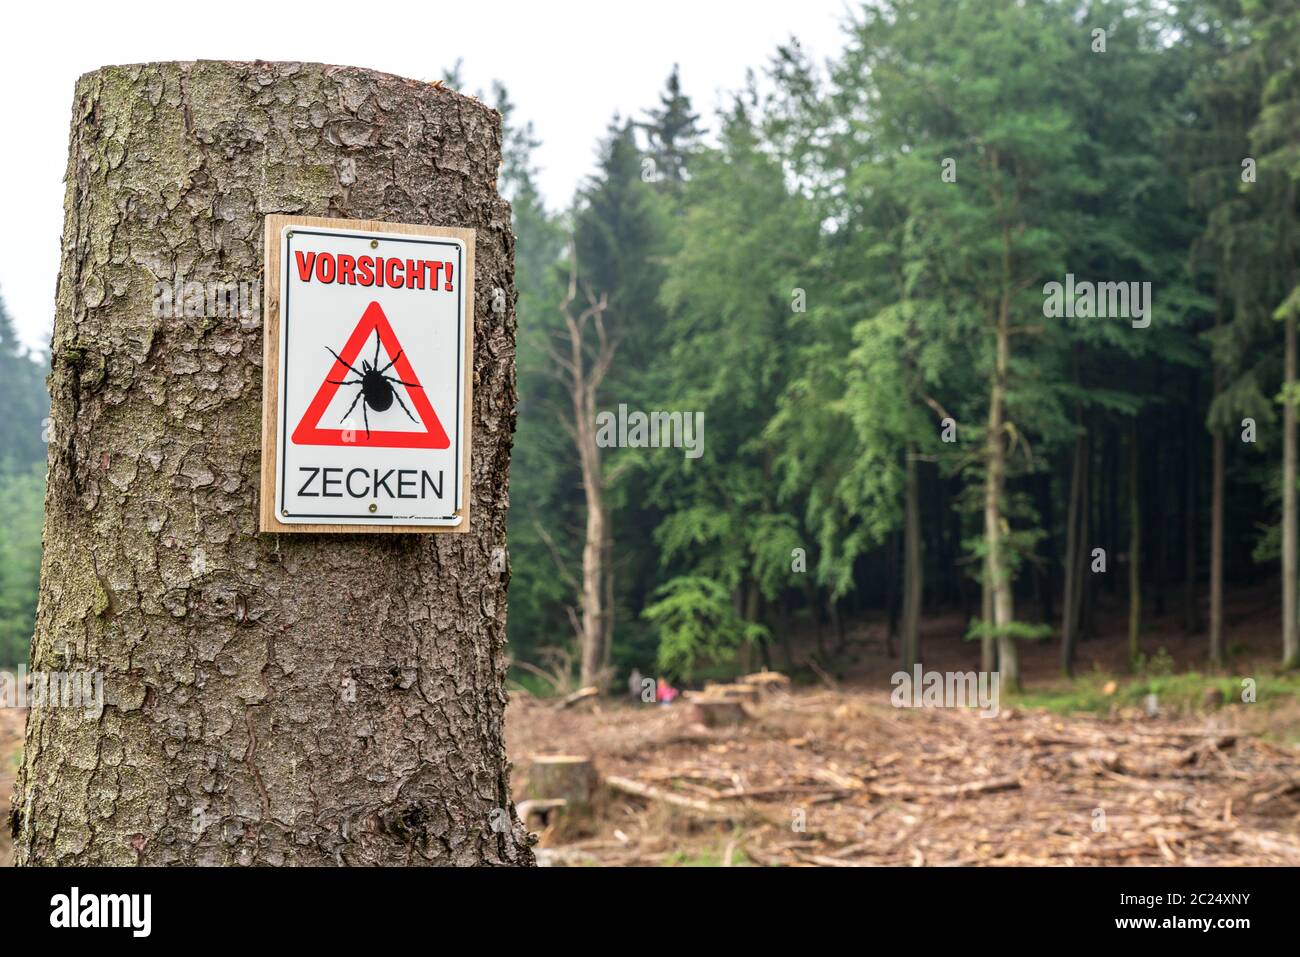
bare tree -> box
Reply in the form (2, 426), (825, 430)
(548, 246), (617, 689)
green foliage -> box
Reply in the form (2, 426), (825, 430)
(493, 1), (1299, 684)
(0, 463), (44, 668)
(0, 289), (48, 473)
(643, 576), (768, 680)
(1011, 670), (1300, 727)
(0, 290), (47, 668)
(964, 618), (1054, 643)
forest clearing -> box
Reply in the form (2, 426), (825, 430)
(509, 688), (1300, 867)
(3, 593), (1298, 868)
(507, 595), (1300, 868)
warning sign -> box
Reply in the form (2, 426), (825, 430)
(260, 215), (473, 533)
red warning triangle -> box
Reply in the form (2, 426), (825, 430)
(291, 301), (451, 449)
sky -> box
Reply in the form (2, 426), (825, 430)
(0, 0), (853, 350)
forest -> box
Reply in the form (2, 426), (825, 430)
(1, 0), (1299, 877)
(0, 1), (1294, 694)
(497, 0), (1300, 694)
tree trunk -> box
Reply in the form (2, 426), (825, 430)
(1210, 430), (1225, 664)
(1210, 301), (1226, 665)
(1128, 420), (1142, 665)
(980, 556), (996, 675)
(901, 449), (923, 670)
(885, 530), (899, 658)
(13, 62), (532, 866)
(1183, 380), (1201, 636)
(557, 251), (614, 692)
(1284, 301), (1298, 667)
(577, 435), (607, 688)
(1060, 430), (1087, 675)
(985, 293), (1018, 690)
(602, 525), (615, 674)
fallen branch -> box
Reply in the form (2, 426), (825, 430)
(605, 774), (736, 818)
(557, 686), (600, 709)
(870, 774), (1022, 799)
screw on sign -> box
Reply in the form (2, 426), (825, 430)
(261, 215), (475, 533)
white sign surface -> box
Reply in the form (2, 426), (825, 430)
(264, 218), (473, 531)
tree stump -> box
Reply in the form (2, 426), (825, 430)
(743, 671), (791, 695)
(708, 683), (761, 704)
(526, 756), (598, 815)
(13, 61), (530, 866)
(693, 698), (750, 728)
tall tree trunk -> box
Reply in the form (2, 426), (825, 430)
(1210, 301), (1226, 665)
(778, 599), (795, 672)
(1184, 379), (1201, 636)
(1284, 298), (1298, 667)
(601, 526), (615, 673)
(1128, 420), (1142, 665)
(1105, 427), (1119, 596)
(980, 555), (996, 674)
(1072, 476), (1090, 643)
(985, 293), (1019, 690)
(575, 384), (606, 687)
(1060, 430), (1087, 675)
(901, 449), (923, 670)
(1210, 431), (1225, 664)
(1036, 471), (1054, 623)
(13, 62), (532, 866)
(827, 596), (846, 655)
(884, 530), (898, 658)
(1080, 427), (1098, 642)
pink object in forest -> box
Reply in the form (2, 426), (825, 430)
(656, 679), (679, 704)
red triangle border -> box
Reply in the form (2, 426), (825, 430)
(291, 301), (451, 449)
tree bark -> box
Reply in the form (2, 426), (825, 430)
(1210, 302), (1226, 665)
(980, 556), (996, 675)
(1128, 420), (1142, 665)
(1060, 429), (1087, 675)
(985, 285), (1018, 690)
(885, 530), (899, 658)
(1284, 296), (1298, 667)
(1210, 432), (1225, 664)
(13, 61), (532, 866)
(577, 442), (607, 687)
(1183, 380), (1201, 636)
(901, 450), (923, 670)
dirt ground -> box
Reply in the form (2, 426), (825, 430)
(506, 585), (1300, 866)
(2, 584), (1297, 868)
(506, 688), (1300, 866)
(3, 688), (1295, 869)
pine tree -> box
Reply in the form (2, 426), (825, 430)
(639, 65), (703, 192)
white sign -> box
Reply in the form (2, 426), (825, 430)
(261, 216), (474, 533)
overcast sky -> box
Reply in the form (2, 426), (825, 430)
(0, 0), (853, 350)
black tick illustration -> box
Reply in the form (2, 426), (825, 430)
(326, 330), (423, 438)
